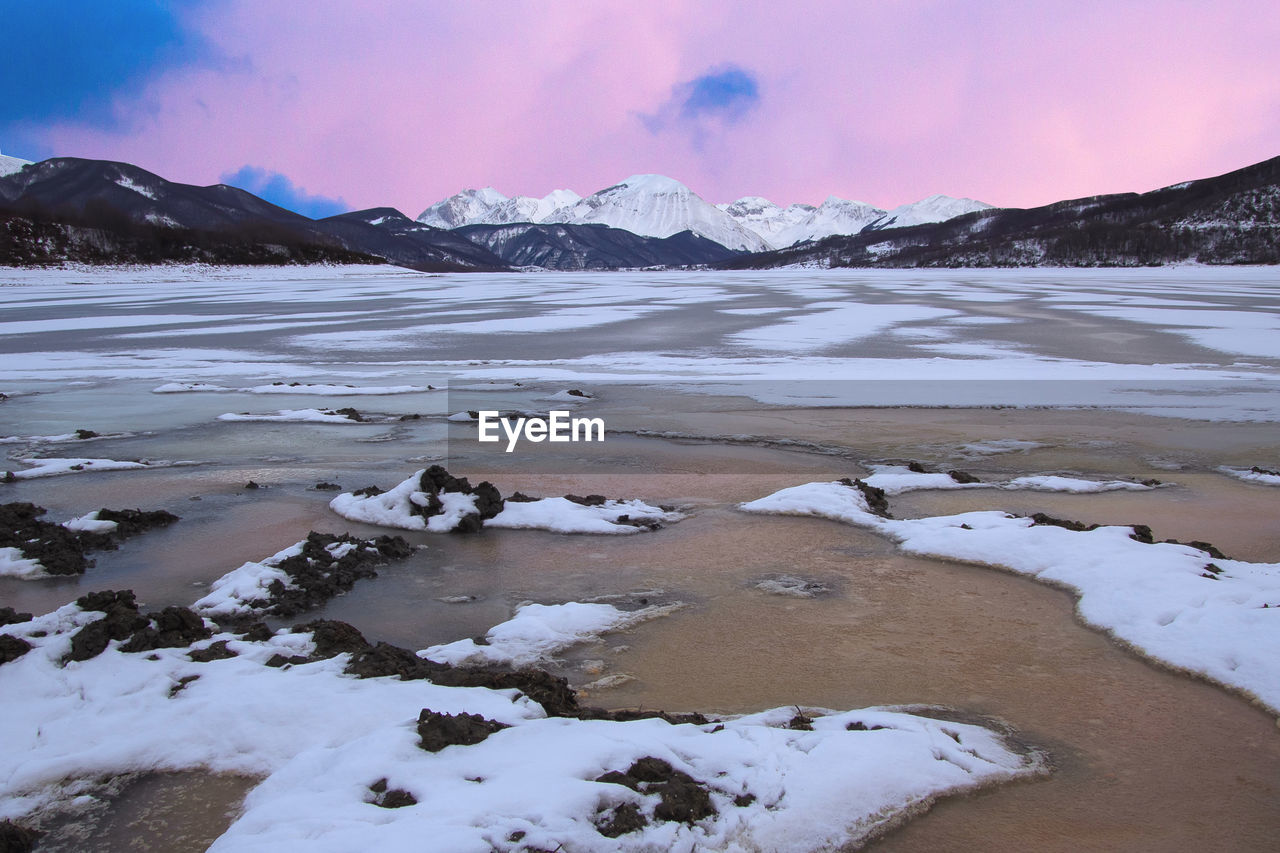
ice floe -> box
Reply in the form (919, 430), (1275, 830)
(2, 457), (186, 481)
(330, 467), (681, 535)
(154, 381), (432, 395)
(1219, 465), (1280, 486)
(741, 479), (1280, 713)
(422, 602), (683, 667)
(860, 464), (1159, 496)
(217, 408), (386, 424)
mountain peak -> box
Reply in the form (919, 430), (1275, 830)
(0, 150), (32, 178)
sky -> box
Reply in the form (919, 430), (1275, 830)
(3, 1), (1278, 218)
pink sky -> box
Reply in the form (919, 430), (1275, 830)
(37, 0), (1280, 215)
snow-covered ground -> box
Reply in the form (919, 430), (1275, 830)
(0, 595), (1044, 852)
(740, 480), (1280, 714)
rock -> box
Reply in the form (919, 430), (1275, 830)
(846, 720), (888, 731)
(1, 502), (98, 575)
(333, 407), (364, 422)
(566, 389), (590, 398)
(168, 674), (200, 697)
(314, 482), (342, 490)
(189, 640), (236, 662)
(507, 491), (539, 502)
(346, 641), (439, 680)
(119, 606), (210, 653)
(578, 707), (709, 725)
(596, 802), (647, 837)
(74, 428), (99, 440)
(67, 590), (149, 661)
(67, 620), (113, 662)
(244, 481), (260, 490)
(906, 461), (927, 473)
(368, 779), (417, 809)
(654, 779), (715, 823)
(1128, 523), (1154, 543)
(239, 621), (274, 642)
(411, 466), (504, 533)
(352, 485), (384, 497)
(0, 819), (42, 852)
(838, 478), (891, 517)
(947, 469), (981, 484)
(787, 711), (814, 730)
(1029, 512), (1099, 533)
(441, 667), (581, 717)
(0, 606), (33, 627)
(416, 709), (508, 752)
(0, 634), (32, 666)
(259, 532), (414, 616)
(95, 507), (180, 538)
(564, 494), (607, 506)
(595, 757), (716, 825)
(295, 619), (371, 659)
(265, 654), (309, 668)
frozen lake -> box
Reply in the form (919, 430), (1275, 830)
(2, 264), (1279, 417)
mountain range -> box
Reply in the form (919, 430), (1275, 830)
(1, 150), (1277, 269)
(722, 154), (1280, 269)
(416, 174), (992, 250)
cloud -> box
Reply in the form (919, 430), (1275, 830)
(220, 166), (349, 219)
(643, 64), (762, 135)
(678, 66), (761, 122)
(0, 0), (222, 158)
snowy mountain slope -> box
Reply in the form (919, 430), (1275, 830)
(487, 189), (582, 225)
(0, 150), (31, 177)
(455, 221), (742, 269)
(542, 174), (770, 251)
(716, 197), (816, 249)
(868, 194), (994, 230)
(416, 187), (509, 229)
(773, 196), (888, 246)
(417, 188), (581, 228)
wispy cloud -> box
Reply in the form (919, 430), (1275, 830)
(221, 166), (348, 219)
(678, 66), (761, 122)
(643, 64), (762, 135)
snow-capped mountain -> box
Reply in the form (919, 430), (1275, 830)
(775, 196), (887, 247)
(542, 174), (770, 252)
(868, 194), (994, 230)
(716, 197), (816, 249)
(416, 187), (509, 229)
(416, 188), (581, 229)
(416, 177), (992, 251)
(0, 149), (32, 177)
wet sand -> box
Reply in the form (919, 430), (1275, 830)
(3, 402), (1278, 850)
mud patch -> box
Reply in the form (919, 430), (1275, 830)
(0, 503), (179, 577)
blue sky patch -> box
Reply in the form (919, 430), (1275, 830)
(221, 166), (349, 219)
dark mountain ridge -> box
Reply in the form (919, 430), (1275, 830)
(454, 222), (742, 269)
(722, 155), (1280, 269)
